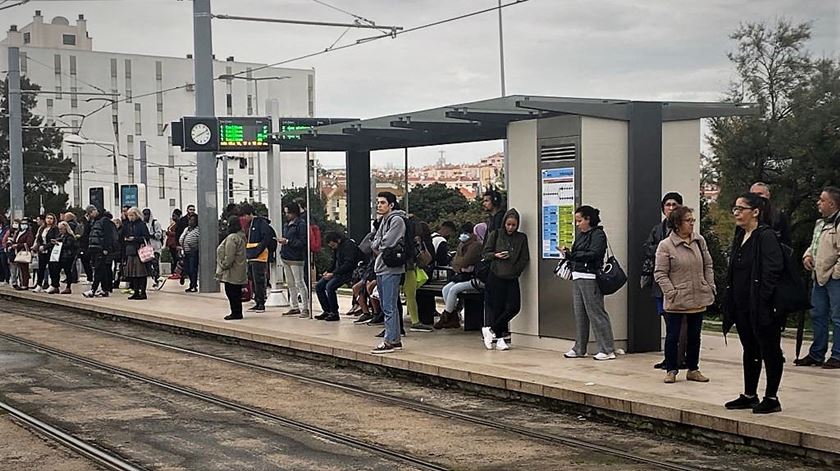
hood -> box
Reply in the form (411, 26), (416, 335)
(142, 207), (153, 220)
(473, 222), (488, 242)
(382, 209), (406, 226)
(502, 208), (520, 232)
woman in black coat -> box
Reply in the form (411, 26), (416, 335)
(121, 207), (151, 300)
(723, 192), (785, 414)
(47, 221), (79, 294)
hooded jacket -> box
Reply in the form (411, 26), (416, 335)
(329, 237), (362, 277)
(143, 208), (164, 253)
(482, 209), (529, 279)
(280, 216), (306, 263)
(246, 216), (277, 262)
(373, 209), (407, 275)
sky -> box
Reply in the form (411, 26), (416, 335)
(3, 0), (838, 169)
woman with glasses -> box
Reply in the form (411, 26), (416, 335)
(722, 192), (785, 414)
(654, 206), (715, 383)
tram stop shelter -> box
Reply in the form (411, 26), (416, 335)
(273, 95), (758, 354)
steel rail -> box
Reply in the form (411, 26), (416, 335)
(0, 400), (146, 471)
(0, 331), (449, 471)
(2, 308), (701, 471)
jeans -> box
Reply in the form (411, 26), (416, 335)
(403, 268), (419, 324)
(735, 310), (784, 398)
(442, 280), (476, 312)
(316, 275), (351, 314)
(808, 278), (840, 361)
(377, 273), (402, 344)
(224, 282), (243, 317)
(664, 312), (704, 372)
(184, 250), (199, 289)
(282, 260), (309, 311)
(571, 278), (615, 355)
(484, 273), (521, 336)
(248, 262), (268, 306)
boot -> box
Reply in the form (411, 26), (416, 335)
(434, 310), (460, 330)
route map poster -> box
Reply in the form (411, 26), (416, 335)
(541, 167), (575, 259)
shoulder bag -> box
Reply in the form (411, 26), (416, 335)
(596, 240), (627, 296)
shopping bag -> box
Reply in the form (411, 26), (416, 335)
(553, 251), (572, 280)
(415, 267), (429, 287)
(49, 243), (62, 263)
(138, 244), (155, 263)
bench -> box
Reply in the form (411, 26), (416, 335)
(416, 276), (484, 331)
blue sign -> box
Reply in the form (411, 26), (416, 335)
(121, 185), (139, 208)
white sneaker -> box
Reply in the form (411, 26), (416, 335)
(82, 290), (95, 298)
(563, 349), (587, 358)
(45, 286), (58, 294)
(496, 338), (510, 351)
(33, 286), (43, 293)
(481, 327), (495, 350)
(593, 352), (616, 361)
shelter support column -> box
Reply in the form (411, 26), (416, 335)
(626, 102), (663, 353)
(346, 150), (372, 242)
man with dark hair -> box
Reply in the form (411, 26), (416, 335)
(370, 191), (406, 354)
(83, 206), (118, 298)
(431, 221), (456, 268)
(177, 205), (196, 240)
(240, 202), (277, 313)
(314, 231), (360, 321)
(797, 186), (840, 369)
(482, 190), (505, 233)
(750, 182), (792, 246)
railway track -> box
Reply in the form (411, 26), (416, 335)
(1, 307), (702, 471)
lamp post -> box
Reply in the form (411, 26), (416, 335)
(63, 134), (119, 209)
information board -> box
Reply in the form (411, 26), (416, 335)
(218, 117), (271, 151)
(541, 167), (576, 259)
(279, 117), (357, 140)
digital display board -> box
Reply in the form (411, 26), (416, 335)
(279, 117), (357, 140)
(218, 117), (271, 151)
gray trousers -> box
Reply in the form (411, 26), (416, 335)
(572, 278), (615, 355)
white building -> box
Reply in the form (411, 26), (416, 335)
(2, 10), (314, 219)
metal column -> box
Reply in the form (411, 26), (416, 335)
(192, 0), (220, 292)
(345, 150), (371, 242)
(8, 47), (24, 220)
(626, 102), (663, 353)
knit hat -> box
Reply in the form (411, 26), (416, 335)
(661, 192), (683, 211)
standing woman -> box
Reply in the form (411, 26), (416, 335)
(0, 216), (11, 285)
(12, 219), (34, 290)
(278, 202), (309, 317)
(5, 219), (20, 288)
(122, 207), (151, 300)
(33, 213), (58, 292)
(480, 209), (530, 351)
(723, 193), (785, 414)
(654, 206), (715, 383)
(216, 216), (247, 320)
(563, 206), (617, 361)
(179, 213), (200, 292)
(47, 221), (79, 294)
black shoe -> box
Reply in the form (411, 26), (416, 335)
(324, 314), (340, 322)
(752, 397), (781, 414)
(354, 313), (374, 324)
(224, 314), (243, 320)
(822, 358), (840, 369)
(794, 356), (823, 367)
(247, 305), (265, 312)
(136, 293), (147, 300)
(368, 312), (384, 325)
(653, 360), (666, 370)
(314, 312), (330, 320)
(725, 394), (759, 410)
(179, 277), (185, 285)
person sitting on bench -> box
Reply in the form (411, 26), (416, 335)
(435, 222), (485, 329)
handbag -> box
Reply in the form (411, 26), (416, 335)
(241, 280), (253, 302)
(596, 241), (627, 296)
(14, 249), (31, 264)
(49, 243), (62, 263)
(770, 242), (811, 320)
(138, 243), (155, 263)
(553, 251), (572, 280)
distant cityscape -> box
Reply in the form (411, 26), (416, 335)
(319, 152), (504, 225)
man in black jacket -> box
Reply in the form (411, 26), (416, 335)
(79, 209), (94, 282)
(83, 207), (118, 298)
(240, 203), (277, 313)
(314, 232), (360, 321)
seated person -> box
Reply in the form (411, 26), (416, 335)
(434, 223), (484, 329)
(314, 232), (361, 321)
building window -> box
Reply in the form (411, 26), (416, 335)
(248, 156), (254, 175)
(111, 89), (119, 110)
(155, 61), (163, 81)
(62, 34), (76, 45)
(127, 135), (135, 182)
(70, 87), (78, 109)
(19, 52), (27, 75)
(247, 96), (253, 116)
(134, 103), (142, 135)
(226, 94), (233, 115)
(69, 56), (77, 75)
(248, 179), (254, 198)
(23, 32), (30, 44)
(112, 114), (119, 135)
(54, 54), (62, 99)
(158, 168), (166, 199)
(308, 74), (315, 117)
(71, 119), (79, 134)
(110, 58), (117, 78)
(228, 178), (234, 201)
(169, 198), (176, 207)
(46, 99), (54, 120)
(167, 136), (174, 167)
(72, 147), (81, 204)
(125, 59), (132, 103)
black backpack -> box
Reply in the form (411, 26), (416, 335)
(382, 215), (417, 268)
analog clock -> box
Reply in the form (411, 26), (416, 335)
(190, 123), (212, 145)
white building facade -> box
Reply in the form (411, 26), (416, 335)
(2, 10), (314, 219)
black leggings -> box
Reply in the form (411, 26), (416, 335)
(484, 273), (521, 336)
(735, 311), (784, 398)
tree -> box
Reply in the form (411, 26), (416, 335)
(0, 76), (74, 216)
(401, 183), (471, 225)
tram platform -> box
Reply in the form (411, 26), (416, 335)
(2, 282), (838, 461)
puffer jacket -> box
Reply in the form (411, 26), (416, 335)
(654, 232), (716, 312)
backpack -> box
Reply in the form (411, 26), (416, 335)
(381, 215), (418, 268)
(309, 224), (322, 253)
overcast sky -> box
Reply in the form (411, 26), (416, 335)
(5, 0), (838, 168)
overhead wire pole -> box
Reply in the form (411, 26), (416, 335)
(193, 0), (220, 293)
(7, 46), (24, 220)
(498, 0), (510, 193)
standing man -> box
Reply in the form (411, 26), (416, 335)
(83, 206), (118, 298)
(314, 231), (360, 321)
(371, 192), (407, 354)
(797, 187), (840, 369)
(178, 205), (196, 238)
(79, 209), (94, 283)
(279, 202), (309, 317)
(240, 203), (276, 314)
(482, 190), (506, 233)
(750, 182), (792, 246)
(142, 208), (164, 287)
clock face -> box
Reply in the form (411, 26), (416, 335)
(190, 123), (212, 145)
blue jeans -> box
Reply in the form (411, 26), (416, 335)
(664, 312), (703, 372)
(185, 251), (199, 289)
(316, 274), (350, 314)
(377, 273), (402, 344)
(809, 278), (840, 361)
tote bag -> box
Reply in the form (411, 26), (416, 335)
(596, 242), (627, 296)
(49, 243), (62, 263)
(138, 244), (155, 263)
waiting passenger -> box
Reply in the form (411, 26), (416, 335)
(482, 190), (506, 233)
(33, 213), (58, 292)
(279, 202), (310, 318)
(407, 221), (435, 332)
(179, 213), (200, 293)
(435, 223), (483, 330)
(370, 191), (406, 354)
(216, 216), (247, 321)
(315, 232), (361, 321)
(47, 221), (79, 294)
(563, 206), (617, 360)
(654, 206), (715, 384)
(122, 207), (151, 300)
(481, 209), (529, 350)
(723, 193), (785, 414)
